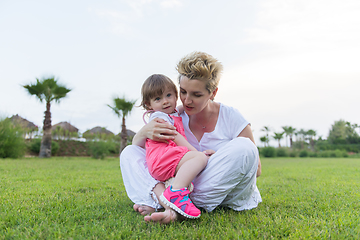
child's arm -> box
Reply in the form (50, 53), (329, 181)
(173, 132), (198, 152)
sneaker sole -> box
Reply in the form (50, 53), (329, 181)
(160, 193), (201, 219)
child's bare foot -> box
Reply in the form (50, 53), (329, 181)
(144, 209), (178, 224)
(133, 204), (155, 216)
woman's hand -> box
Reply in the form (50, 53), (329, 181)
(148, 118), (177, 142)
(132, 118), (177, 148)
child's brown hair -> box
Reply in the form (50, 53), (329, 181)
(140, 74), (178, 110)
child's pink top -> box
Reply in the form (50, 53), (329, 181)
(145, 111), (190, 182)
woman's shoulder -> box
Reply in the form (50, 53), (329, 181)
(218, 102), (242, 117)
(217, 102), (249, 138)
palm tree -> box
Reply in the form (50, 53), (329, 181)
(261, 126), (271, 147)
(298, 129), (307, 149)
(108, 97), (136, 153)
(23, 77), (71, 158)
(282, 126), (296, 148)
(273, 132), (285, 148)
(259, 136), (269, 148)
(306, 129), (317, 151)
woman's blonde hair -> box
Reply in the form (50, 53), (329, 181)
(140, 74), (178, 110)
(176, 51), (223, 93)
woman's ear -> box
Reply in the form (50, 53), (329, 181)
(210, 88), (218, 100)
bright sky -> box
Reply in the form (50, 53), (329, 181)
(1, 0), (359, 146)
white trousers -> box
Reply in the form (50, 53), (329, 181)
(119, 137), (262, 212)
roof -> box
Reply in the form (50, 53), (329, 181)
(52, 121), (79, 132)
(83, 126), (114, 135)
(9, 114), (38, 130)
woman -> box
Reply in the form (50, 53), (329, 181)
(120, 51), (262, 223)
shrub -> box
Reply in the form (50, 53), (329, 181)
(319, 151), (330, 158)
(299, 150), (309, 158)
(260, 147), (276, 158)
(316, 141), (360, 153)
(52, 141), (59, 155)
(29, 138), (60, 155)
(89, 141), (110, 159)
(289, 151), (298, 157)
(0, 118), (26, 158)
(309, 151), (318, 157)
(108, 141), (120, 154)
(317, 150), (348, 158)
(333, 149), (348, 158)
(276, 148), (289, 157)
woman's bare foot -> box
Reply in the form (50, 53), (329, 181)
(144, 209), (178, 224)
(133, 204), (156, 216)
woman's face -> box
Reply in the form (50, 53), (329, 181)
(179, 76), (216, 115)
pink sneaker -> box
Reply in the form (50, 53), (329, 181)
(160, 186), (201, 219)
(164, 177), (194, 193)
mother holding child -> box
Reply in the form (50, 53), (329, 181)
(120, 51), (262, 224)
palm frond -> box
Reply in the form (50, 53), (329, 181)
(23, 76), (71, 103)
(108, 97), (136, 118)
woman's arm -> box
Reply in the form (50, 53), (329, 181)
(132, 118), (177, 148)
(173, 133), (197, 151)
(238, 124), (262, 177)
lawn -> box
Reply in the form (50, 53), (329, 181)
(0, 157), (359, 239)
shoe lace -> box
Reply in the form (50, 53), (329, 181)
(179, 194), (192, 203)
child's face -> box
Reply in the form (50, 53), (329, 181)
(148, 88), (177, 114)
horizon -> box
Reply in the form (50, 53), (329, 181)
(1, 0), (359, 147)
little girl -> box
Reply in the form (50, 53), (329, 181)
(140, 74), (212, 219)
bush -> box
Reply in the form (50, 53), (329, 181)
(289, 151), (298, 157)
(89, 141), (110, 159)
(29, 139), (41, 153)
(319, 151), (330, 158)
(299, 150), (309, 158)
(52, 141), (59, 155)
(309, 151), (318, 157)
(316, 141), (360, 153)
(0, 118), (26, 158)
(29, 138), (60, 155)
(108, 141), (120, 154)
(318, 150), (348, 158)
(332, 149), (348, 158)
(276, 148), (289, 157)
(260, 147), (276, 158)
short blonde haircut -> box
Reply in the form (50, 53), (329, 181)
(176, 51), (223, 93)
(140, 74), (178, 110)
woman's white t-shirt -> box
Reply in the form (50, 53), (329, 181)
(181, 103), (249, 151)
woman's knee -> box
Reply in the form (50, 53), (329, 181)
(210, 137), (259, 175)
(228, 137), (258, 158)
(120, 145), (145, 168)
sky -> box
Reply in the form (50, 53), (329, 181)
(1, 0), (359, 147)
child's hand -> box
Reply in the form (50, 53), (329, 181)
(203, 149), (215, 157)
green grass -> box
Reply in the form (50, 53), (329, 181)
(1, 157), (359, 239)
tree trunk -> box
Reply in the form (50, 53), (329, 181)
(120, 115), (127, 153)
(290, 136), (293, 148)
(310, 138), (315, 151)
(39, 102), (52, 158)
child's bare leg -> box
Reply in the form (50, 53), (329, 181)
(171, 151), (208, 190)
